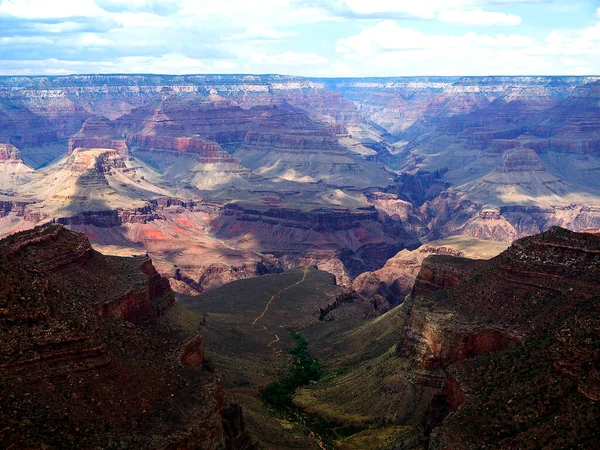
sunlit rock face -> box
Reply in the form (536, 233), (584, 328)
(68, 116), (127, 155)
(353, 236), (509, 305)
(0, 143), (38, 191)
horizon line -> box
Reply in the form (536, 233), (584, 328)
(1, 73), (600, 79)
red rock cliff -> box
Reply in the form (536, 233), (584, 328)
(0, 225), (255, 449)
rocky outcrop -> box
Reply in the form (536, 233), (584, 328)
(122, 106), (239, 162)
(94, 257), (174, 326)
(116, 106), (256, 189)
(366, 191), (427, 236)
(353, 236), (508, 305)
(496, 147), (546, 172)
(403, 227), (600, 363)
(129, 134), (237, 162)
(179, 334), (206, 368)
(0, 143), (38, 190)
(542, 81), (600, 155)
(212, 202), (416, 283)
(239, 89), (365, 125)
(420, 185), (600, 242)
(0, 225), (253, 449)
(5, 205), (162, 230)
(219, 203), (379, 232)
(395, 227), (600, 448)
(400, 253), (521, 369)
(68, 116), (127, 154)
(410, 255), (483, 297)
(4, 224), (174, 325)
(0, 87), (91, 166)
(173, 259), (281, 294)
(0, 199), (31, 218)
(4, 147), (169, 229)
(0, 143), (22, 161)
(233, 106), (392, 186)
(116, 101), (262, 152)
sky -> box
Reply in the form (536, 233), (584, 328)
(0, 0), (599, 76)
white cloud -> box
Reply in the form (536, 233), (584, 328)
(113, 11), (173, 28)
(73, 33), (114, 47)
(119, 53), (208, 72)
(563, 57), (592, 75)
(0, 57), (116, 75)
(335, 19), (600, 76)
(226, 26), (298, 41)
(341, 0), (459, 19)
(303, 0), (524, 26)
(0, 0), (104, 19)
(0, 36), (53, 45)
(0, 53), (228, 75)
(310, 0), (477, 20)
(94, 0), (180, 14)
(336, 20), (534, 57)
(438, 9), (521, 26)
(179, 0), (330, 27)
(541, 22), (600, 58)
(33, 21), (102, 34)
(213, 60), (238, 69)
(336, 21), (425, 56)
(251, 51), (328, 66)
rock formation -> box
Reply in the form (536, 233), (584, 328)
(0, 225), (255, 449)
(295, 227), (600, 449)
(68, 116), (127, 154)
(3, 73), (600, 449)
(3, 74), (600, 298)
(123, 106), (253, 190)
(0, 143), (38, 191)
(352, 235), (509, 305)
(400, 227), (600, 447)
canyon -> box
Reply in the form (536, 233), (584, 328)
(2, 74), (600, 296)
(2, 223), (598, 448)
(1, 74), (600, 448)
(295, 227), (600, 449)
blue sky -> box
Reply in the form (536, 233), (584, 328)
(0, 0), (599, 76)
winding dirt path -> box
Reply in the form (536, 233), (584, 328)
(252, 265), (310, 325)
(267, 334), (280, 348)
(252, 265), (328, 448)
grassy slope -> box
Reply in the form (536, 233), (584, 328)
(172, 267), (353, 449)
(297, 305), (435, 433)
(167, 266), (422, 449)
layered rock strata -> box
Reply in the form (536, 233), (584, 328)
(398, 227), (600, 448)
(0, 225), (254, 449)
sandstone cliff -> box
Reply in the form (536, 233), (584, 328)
(352, 235), (508, 305)
(0, 143), (39, 191)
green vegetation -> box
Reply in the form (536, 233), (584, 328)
(335, 425), (417, 450)
(259, 332), (407, 449)
(261, 331), (322, 409)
